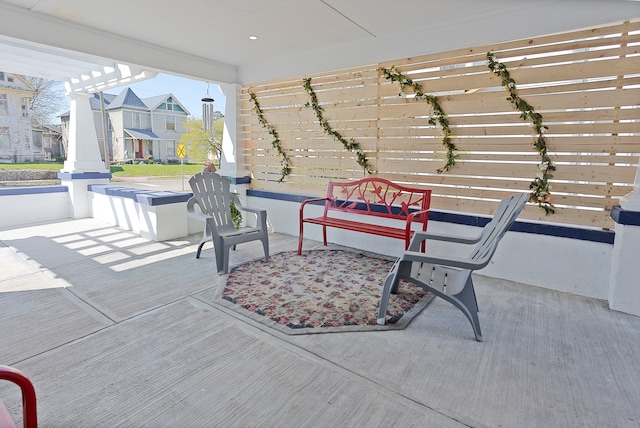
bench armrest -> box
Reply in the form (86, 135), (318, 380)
(405, 208), (429, 230)
(299, 197), (330, 217)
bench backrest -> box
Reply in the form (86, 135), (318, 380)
(324, 178), (431, 223)
(468, 192), (530, 268)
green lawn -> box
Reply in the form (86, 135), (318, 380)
(1, 163), (203, 177)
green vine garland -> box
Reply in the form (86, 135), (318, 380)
(248, 90), (292, 182)
(487, 52), (556, 215)
(381, 66), (457, 173)
(302, 78), (374, 174)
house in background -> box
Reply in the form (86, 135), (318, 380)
(32, 123), (63, 161)
(0, 71), (36, 163)
(60, 87), (190, 163)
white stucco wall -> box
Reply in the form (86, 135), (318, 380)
(248, 195), (613, 300)
(0, 190), (70, 229)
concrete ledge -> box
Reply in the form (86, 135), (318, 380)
(88, 185), (194, 241)
(0, 185), (68, 196)
(89, 185), (191, 206)
(611, 205), (640, 226)
(58, 172), (112, 180)
(0, 186), (70, 228)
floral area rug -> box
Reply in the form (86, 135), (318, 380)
(213, 249), (434, 334)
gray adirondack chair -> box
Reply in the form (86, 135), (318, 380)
(187, 172), (269, 274)
(377, 192), (529, 341)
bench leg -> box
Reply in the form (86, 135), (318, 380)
(298, 222), (304, 255)
(322, 225), (327, 246)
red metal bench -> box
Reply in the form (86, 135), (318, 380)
(298, 178), (431, 254)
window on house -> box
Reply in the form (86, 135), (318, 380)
(0, 127), (10, 149)
(32, 131), (42, 151)
(166, 140), (176, 157)
(166, 97), (174, 111)
(166, 115), (175, 131)
(0, 94), (8, 114)
(7, 75), (13, 83)
(0, 72), (4, 81)
(133, 112), (141, 128)
(21, 98), (29, 116)
(23, 124), (31, 149)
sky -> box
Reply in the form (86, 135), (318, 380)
(104, 73), (227, 118)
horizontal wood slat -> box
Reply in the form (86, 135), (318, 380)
(242, 19), (640, 230)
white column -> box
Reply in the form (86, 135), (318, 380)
(59, 91), (111, 219)
(619, 163), (640, 210)
(62, 92), (109, 173)
(216, 83), (249, 179)
(608, 163), (640, 317)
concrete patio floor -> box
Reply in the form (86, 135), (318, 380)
(1, 218), (639, 427)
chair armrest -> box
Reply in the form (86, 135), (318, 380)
(407, 229), (484, 251)
(237, 205), (265, 215)
(400, 250), (486, 271)
(230, 194), (266, 215)
(186, 196), (198, 213)
(186, 196), (210, 221)
(230, 194), (268, 227)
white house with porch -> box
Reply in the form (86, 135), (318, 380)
(60, 87), (189, 163)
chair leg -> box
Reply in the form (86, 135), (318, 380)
(377, 260), (402, 325)
(213, 238), (226, 274)
(449, 275), (483, 342)
(196, 241), (206, 258)
(222, 248), (230, 274)
(196, 223), (212, 258)
(261, 236), (270, 262)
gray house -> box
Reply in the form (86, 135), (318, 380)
(60, 87), (190, 163)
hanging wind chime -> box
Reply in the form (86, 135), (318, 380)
(202, 82), (215, 135)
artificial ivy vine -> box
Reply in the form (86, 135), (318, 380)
(248, 90), (292, 182)
(302, 78), (374, 174)
(486, 52), (556, 215)
(381, 66), (457, 173)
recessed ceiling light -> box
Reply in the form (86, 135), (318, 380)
(248, 35), (259, 40)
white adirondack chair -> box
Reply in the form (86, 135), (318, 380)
(187, 172), (269, 274)
(377, 192), (530, 341)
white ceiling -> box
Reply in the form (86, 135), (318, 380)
(0, 0), (639, 91)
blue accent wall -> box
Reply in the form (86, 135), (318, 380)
(247, 189), (615, 244)
(611, 206), (640, 226)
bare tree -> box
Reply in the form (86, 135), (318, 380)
(23, 77), (68, 125)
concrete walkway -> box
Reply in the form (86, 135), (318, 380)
(1, 218), (639, 427)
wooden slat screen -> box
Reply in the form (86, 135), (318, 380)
(242, 19), (640, 229)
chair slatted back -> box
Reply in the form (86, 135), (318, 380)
(188, 173), (234, 231)
(468, 193), (529, 268)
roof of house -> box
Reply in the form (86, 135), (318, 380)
(124, 128), (160, 140)
(59, 88), (189, 117)
(0, 73), (34, 92)
(106, 88), (148, 110)
(143, 93), (190, 116)
(88, 92), (117, 109)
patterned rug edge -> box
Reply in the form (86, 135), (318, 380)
(210, 250), (435, 335)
